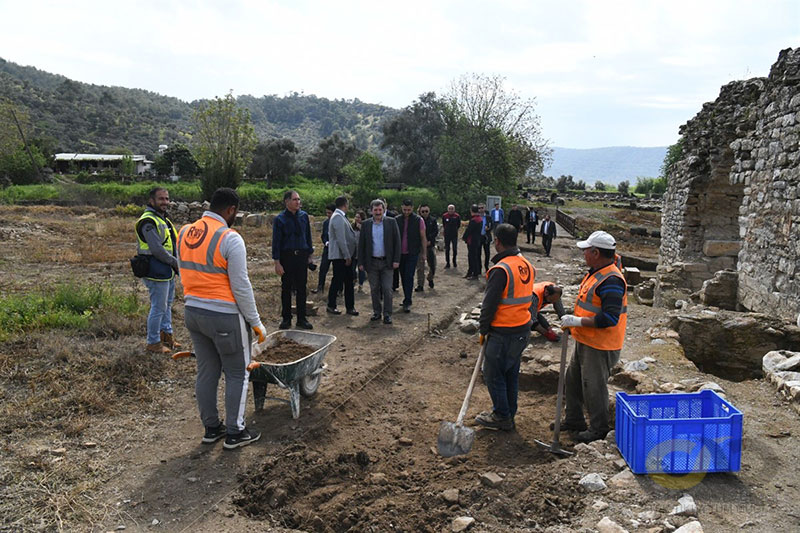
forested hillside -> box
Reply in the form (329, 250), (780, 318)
(0, 57), (396, 157)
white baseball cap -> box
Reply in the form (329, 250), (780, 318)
(577, 230), (616, 250)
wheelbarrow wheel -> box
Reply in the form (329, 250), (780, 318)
(299, 370), (321, 397)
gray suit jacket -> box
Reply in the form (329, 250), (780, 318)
(357, 216), (401, 271)
(328, 210), (357, 260)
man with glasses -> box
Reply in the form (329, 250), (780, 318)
(272, 190), (314, 330)
(415, 204), (438, 291)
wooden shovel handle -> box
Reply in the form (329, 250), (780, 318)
(455, 343), (486, 427)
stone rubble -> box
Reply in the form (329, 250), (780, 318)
(579, 473), (608, 492)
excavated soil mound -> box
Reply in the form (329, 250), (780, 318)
(263, 337), (317, 364)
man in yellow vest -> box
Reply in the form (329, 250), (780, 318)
(178, 188), (266, 450)
(559, 230), (628, 442)
(475, 223), (536, 431)
(135, 187), (180, 353)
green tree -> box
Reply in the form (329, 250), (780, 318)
(0, 144), (47, 185)
(660, 137), (684, 178)
(556, 175), (574, 193)
(248, 138), (298, 184)
(380, 92), (447, 186)
(446, 73), (551, 178)
(437, 118), (516, 205)
(153, 143), (199, 177)
(618, 180), (630, 195)
(574, 179), (586, 191)
(119, 155), (135, 176)
(595, 180), (606, 191)
(193, 92), (256, 200)
(342, 152), (384, 206)
(306, 133), (360, 183)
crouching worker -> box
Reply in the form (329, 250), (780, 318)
(475, 224), (536, 431)
(532, 282), (566, 342)
(178, 187), (265, 450)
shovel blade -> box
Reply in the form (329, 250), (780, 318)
(437, 421), (475, 457)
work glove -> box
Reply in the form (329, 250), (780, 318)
(479, 334), (487, 345)
(544, 328), (561, 342)
(560, 315), (582, 328)
(252, 324), (266, 343)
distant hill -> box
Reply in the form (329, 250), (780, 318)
(545, 146), (668, 185)
(0, 57), (397, 158)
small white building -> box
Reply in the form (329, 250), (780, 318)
(54, 153), (153, 175)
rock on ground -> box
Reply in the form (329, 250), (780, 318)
(452, 516), (475, 532)
(596, 516), (629, 533)
(578, 473), (607, 492)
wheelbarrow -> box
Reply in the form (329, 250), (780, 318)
(247, 330), (336, 419)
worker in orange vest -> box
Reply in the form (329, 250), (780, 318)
(531, 282), (566, 342)
(178, 187), (265, 450)
(559, 230), (628, 443)
(475, 223), (536, 431)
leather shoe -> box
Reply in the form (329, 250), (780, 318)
(414, 286), (423, 292)
(428, 279), (434, 288)
(550, 420), (587, 432)
(326, 306), (341, 315)
(278, 320), (291, 330)
(370, 314), (381, 321)
(383, 316), (392, 324)
(346, 308), (359, 316)
(146, 342), (170, 354)
(402, 303), (410, 313)
(573, 429), (607, 443)
(296, 319), (313, 330)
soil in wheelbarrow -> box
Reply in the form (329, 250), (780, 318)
(262, 337), (317, 364)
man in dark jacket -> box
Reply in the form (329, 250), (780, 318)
(525, 207), (538, 244)
(462, 204), (483, 280)
(479, 203), (492, 273)
(541, 214), (557, 257)
(358, 199), (401, 324)
(507, 204), (523, 233)
(135, 187), (180, 353)
(272, 190), (314, 330)
(311, 204), (334, 294)
(395, 199), (427, 312)
(441, 204), (461, 268)
(415, 204), (439, 291)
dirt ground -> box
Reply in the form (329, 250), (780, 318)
(1, 205), (799, 532)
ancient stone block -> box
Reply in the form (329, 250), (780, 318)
(703, 240), (741, 257)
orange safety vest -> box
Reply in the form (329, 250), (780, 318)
(487, 253), (535, 328)
(178, 215), (236, 304)
(533, 281), (554, 313)
(572, 263), (627, 351)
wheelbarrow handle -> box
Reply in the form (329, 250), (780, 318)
(455, 343), (486, 427)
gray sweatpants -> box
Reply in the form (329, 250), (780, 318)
(184, 306), (252, 434)
(564, 341), (620, 434)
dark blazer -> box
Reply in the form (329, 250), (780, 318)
(357, 216), (401, 271)
(541, 219), (557, 238)
(462, 215), (483, 246)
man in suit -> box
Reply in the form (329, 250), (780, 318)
(541, 214), (557, 257)
(462, 204), (483, 280)
(311, 204), (334, 294)
(478, 204), (492, 273)
(326, 196), (358, 316)
(358, 199), (401, 324)
(525, 207), (538, 244)
(490, 202), (504, 225)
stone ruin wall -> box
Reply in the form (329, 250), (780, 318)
(657, 48), (800, 320)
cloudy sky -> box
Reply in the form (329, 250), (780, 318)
(1, 0), (797, 148)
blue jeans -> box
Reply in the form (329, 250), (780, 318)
(399, 253), (419, 306)
(482, 330), (530, 419)
(143, 277), (175, 345)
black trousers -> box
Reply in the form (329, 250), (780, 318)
(467, 241), (481, 277)
(328, 258), (355, 311)
(280, 251), (309, 321)
(526, 222), (537, 243)
(542, 235), (553, 256)
(445, 234), (458, 266)
(316, 246), (330, 290)
(481, 234), (491, 272)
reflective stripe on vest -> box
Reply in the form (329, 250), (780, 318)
(136, 210), (176, 255)
(178, 216), (236, 303)
(487, 253), (535, 328)
(572, 263), (627, 351)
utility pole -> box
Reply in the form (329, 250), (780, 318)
(8, 106), (41, 180)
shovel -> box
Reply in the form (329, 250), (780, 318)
(437, 343), (485, 457)
(534, 331), (574, 456)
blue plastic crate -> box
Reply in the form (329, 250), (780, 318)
(615, 390), (742, 474)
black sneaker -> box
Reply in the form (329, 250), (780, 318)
(475, 411), (514, 431)
(223, 427), (261, 450)
(202, 422), (226, 444)
(574, 429), (607, 443)
(296, 319), (313, 330)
